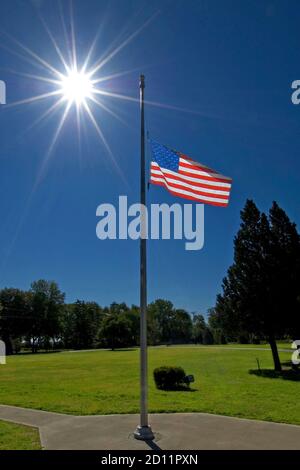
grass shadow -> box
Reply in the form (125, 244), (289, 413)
(249, 367), (300, 381)
(109, 348), (138, 352)
(16, 350), (62, 356)
(281, 360), (295, 367)
(157, 385), (198, 392)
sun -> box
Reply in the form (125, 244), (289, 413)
(3, 9), (160, 172)
(59, 68), (94, 105)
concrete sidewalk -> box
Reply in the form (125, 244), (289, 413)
(0, 404), (299, 450)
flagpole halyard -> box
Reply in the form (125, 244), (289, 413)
(134, 74), (154, 441)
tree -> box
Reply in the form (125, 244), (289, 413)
(192, 313), (214, 344)
(215, 200), (300, 371)
(98, 302), (139, 348)
(268, 202), (300, 338)
(122, 305), (140, 345)
(28, 280), (65, 352)
(108, 302), (129, 316)
(62, 300), (103, 349)
(171, 309), (193, 343)
(192, 314), (207, 344)
(147, 299), (174, 344)
(147, 300), (193, 345)
(99, 314), (133, 350)
(0, 288), (30, 354)
(202, 327), (214, 345)
(207, 308), (227, 344)
(147, 305), (161, 346)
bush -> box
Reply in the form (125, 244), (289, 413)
(153, 366), (187, 390)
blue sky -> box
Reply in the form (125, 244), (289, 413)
(0, 0), (300, 315)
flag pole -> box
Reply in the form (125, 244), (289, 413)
(134, 74), (154, 441)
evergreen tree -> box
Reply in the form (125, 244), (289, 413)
(215, 199), (300, 371)
(268, 201), (300, 338)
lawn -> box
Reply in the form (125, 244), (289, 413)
(0, 420), (41, 450)
(0, 345), (299, 425)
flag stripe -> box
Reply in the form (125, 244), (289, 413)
(150, 176), (230, 203)
(179, 162), (232, 183)
(179, 157), (232, 180)
(151, 163), (231, 189)
(150, 180), (229, 207)
(179, 168), (231, 184)
(150, 169), (230, 196)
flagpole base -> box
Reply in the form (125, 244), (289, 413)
(134, 425), (155, 441)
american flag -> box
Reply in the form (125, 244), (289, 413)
(150, 140), (232, 207)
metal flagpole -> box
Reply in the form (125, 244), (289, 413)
(134, 74), (154, 441)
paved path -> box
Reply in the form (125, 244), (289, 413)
(0, 405), (299, 450)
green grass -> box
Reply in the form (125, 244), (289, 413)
(0, 420), (41, 450)
(0, 345), (299, 425)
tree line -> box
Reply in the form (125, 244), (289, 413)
(0, 283), (216, 354)
(1, 199), (299, 372)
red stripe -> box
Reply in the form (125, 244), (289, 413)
(150, 180), (229, 207)
(180, 155), (232, 180)
(179, 167), (232, 184)
(150, 173), (229, 200)
(151, 162), (231, 188)
(150, 167), (230, 192)
(179, 157), (219, 173)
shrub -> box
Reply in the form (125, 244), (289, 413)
(153, 366), (187, 390)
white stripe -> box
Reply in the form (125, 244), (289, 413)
(180, 157), (232, 181)
(150, 176), (229, 204)
(181, 158), (211, 169)
(150, 170), (230, 196)
(151, 163), (232, 189)
(179, 163), (230, 180)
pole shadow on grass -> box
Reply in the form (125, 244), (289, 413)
(249, 367), (300, 381)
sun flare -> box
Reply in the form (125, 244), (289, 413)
(3, 8), (160, 178)
(59, 69), (94, 105)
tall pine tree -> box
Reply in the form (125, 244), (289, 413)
(215, 199), (300, 371)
